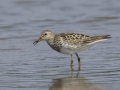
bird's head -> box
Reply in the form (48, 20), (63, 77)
(33, 30), (54, 45)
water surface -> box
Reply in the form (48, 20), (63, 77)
(0, 0), (120, 90)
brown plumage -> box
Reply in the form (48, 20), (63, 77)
(33, 30), (111, 66)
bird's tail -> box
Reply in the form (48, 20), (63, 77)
(88, 35), (111, 45)
(91, 35), (111, 40)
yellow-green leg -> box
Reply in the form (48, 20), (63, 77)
(70, 54), (74, 66)
(76, 53), (80, 65)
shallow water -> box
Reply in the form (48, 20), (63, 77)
(0, 0), (120, 90)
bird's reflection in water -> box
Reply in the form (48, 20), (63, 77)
(49, 65), (107, 90)
(70, 63), (81, 71)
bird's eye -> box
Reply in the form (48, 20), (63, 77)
(44, 33), (47, 35)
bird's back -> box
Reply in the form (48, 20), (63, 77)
(54, 33), (90, 46)
(55, 33), (111, 45)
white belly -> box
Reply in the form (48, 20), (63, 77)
(60, 44), (93, 55)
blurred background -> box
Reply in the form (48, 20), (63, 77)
(0, 0), (120, 90)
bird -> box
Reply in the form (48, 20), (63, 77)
(33, 30), (111, 66)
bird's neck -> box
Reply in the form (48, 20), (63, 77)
(46, 38), (54, 45)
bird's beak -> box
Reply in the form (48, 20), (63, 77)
(33, 37), (42, 46)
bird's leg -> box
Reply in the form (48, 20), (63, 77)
(70, 54), (74, 66)
(76, 53), (80, 66)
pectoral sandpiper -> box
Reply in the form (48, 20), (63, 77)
(33, 30), (111, 66)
